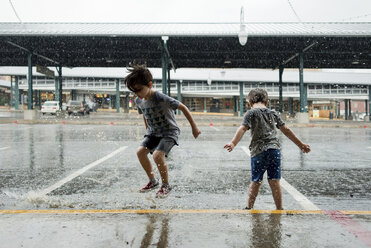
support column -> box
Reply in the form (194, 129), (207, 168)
(299, 52), (306, 113)
(20, 90), (24, 109)
(38, 90), (42, 109)
(15, 76), (19, 109)
(34, 90), (37, 109)
(116, 79), (120, 113)
(348, 99), (352, 120)
(125, 92), (130, 113)
(289, 97), (294, 116)
(279, 66), (284, 113)
(58, 66), (63, 110)
(54, 77), (59, 101)
(27, 53), (33, 110)
(161, 50), (168, 95)
(167, 69), (171, 96)
(297, 52), (309, 123)
(365, 100), (368, 116)
(10, 76), (14, 108)
(239, 82), (244, 117)
(368, 85), (371, 121)
(204, 98), (207, 113)
(304, 83), (308, 111)
(233, 96), (238, 116)
(345, 99), (348, 120)
(177, 80), (182, 115)
(337, 101), (341, 118)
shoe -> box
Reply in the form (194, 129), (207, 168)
(139, 180), (159, 192)
(155, 184), (172, 198)
(244, 207), (252, 210)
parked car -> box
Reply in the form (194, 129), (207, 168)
(41, 101), (60, 115)
(66, 100), (90, 115)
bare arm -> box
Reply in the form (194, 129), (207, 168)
(142, 115), (148, 129)
(178, 103), (201, 139)
(279, 125), (311, 153)
(224, 125), (248, 152)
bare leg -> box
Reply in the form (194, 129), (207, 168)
(136, 146), (155, 180)
(153, 150), (168, 184)
(247, 181), (261, 209)
(268, 179), (283, 210)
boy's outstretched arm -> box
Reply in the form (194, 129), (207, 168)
(279, 125), (311, 153)
(142, 115), (148, 129)
(178, 103), (201, 139)
(224, 125), (248, 152)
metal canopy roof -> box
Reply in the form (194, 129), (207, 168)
(0, 22), (370, 69)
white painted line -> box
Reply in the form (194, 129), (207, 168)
(30, 146), (127, 198)
(210, 126), (220, 131)
(280, 178), (321, 210)
(241, 146), (251, 157)
(367, 147), (371, 149)
(0, 147), (10, 151)
(240, 146), (320, 210)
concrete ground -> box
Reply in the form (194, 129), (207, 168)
(0, 111), (370, 247)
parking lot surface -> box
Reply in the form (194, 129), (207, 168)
(0, 117), (370, 247)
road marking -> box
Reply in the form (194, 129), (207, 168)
(240, 146), (250, 156)
(368, 147), (371, 149)
(28, 146), (127, 198)
(0, 209), (370, 215)
(240, 146), (320, 210)
(210, 126), (219, 131)
(0, 147), (10, 150)
(325, 210), (371, 247)
(280, 178), (321, 210)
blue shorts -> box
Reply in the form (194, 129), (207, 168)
(250, 149), (281, 182)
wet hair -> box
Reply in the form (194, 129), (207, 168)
(247, 88), (269, 105)
(124, 63), (153, 92)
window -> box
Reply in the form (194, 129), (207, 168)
(225, 82), (231, 90)
(315, 85), (322, 94)
(338, 85), (345, 94)
(323, 85), (330, 94)
(308, 85), (315, 94)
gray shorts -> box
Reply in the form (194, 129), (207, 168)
(140, 135), (177, 156)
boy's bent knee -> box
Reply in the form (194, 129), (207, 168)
(153, 150), (165, 163)
(136, 146), (149, 157)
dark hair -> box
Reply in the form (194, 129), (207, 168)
(247, 88), (268, 105)
(124, 63), (153, 92)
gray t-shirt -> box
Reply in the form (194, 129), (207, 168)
(242, 108), (285, 157)
(136, 91), (181, 143)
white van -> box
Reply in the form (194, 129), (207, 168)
(41, 101), (60, 115)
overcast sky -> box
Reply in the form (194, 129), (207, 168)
(1, 0), (371, 23)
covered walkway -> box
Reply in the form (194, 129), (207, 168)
(0, 22), (370, 119)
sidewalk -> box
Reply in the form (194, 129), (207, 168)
(1, 109), (370, 128)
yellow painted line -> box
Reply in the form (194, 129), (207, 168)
(340, 210), (371, 215)
(0, 209), (370, 215)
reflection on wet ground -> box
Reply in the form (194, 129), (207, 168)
(140, 215), (169, 248)
(0, 124), (370, 247)
(1, 213), (369, 248)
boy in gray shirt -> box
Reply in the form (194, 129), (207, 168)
(125, 64), (201, 198)
(224, 88), (310, 210)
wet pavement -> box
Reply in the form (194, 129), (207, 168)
(0, 119), (371, 247)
